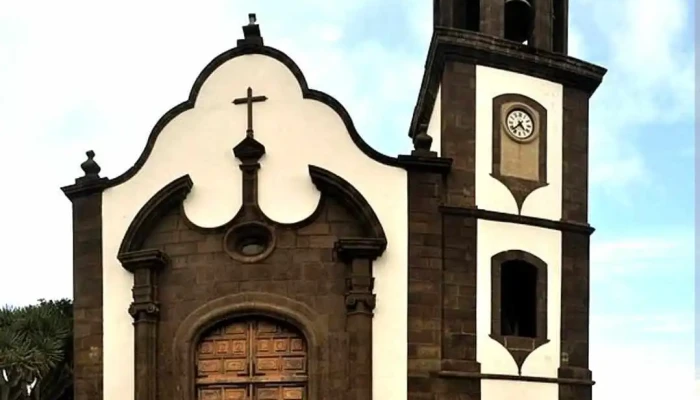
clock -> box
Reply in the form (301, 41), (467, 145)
(505, 108), (535, 141)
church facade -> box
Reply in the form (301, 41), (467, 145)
(61, 1), (605, 399)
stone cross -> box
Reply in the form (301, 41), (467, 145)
(233, 87), (267, 137)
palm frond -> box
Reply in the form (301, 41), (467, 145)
(0, 298), (73, 400)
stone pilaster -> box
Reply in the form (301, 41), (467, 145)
(119, 249), (170, 400)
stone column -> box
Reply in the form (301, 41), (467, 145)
(559, 86), (595, 399)
(118, 249), (170, 400)
(553, 0), (569, 53)
(530, 0), (554, 51)
(480, 0), (505, 38)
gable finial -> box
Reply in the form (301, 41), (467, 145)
(411, 124), (437, 157)
(61, 149), (109, 199)
(237, 13), (264, 47)
(80, 150), (102, 178)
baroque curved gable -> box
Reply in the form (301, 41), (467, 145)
(101, 43), (407, 228)
(107, 44), (399, 190)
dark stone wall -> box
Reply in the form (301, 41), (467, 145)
(559, 87), (594, 400)
(407, 56), (481, 400)
(441, 60), (477, 208)
(70, 192), (104, 400)
(140, 199), (365, 399)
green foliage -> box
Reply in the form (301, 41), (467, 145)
(0, 299), (73, 400)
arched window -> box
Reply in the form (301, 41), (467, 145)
(196, 317), (307, 400)
(500, 259), (538, 338)
(490, 250), (548, 372)
(464, 0), (480, 31)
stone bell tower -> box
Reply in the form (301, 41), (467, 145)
(406, 0), (605, 399)
(433, 0), (570, 51)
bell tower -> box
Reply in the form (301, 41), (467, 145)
(406, 0), (605, 400)
(433, 0), (569, 52)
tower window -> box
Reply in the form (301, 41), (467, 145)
(504, 0), (535, 43)
(553, 0), (567, 53)
(490, 250), (549, 374)
(465, 0), (480, 31)
(500, 260), (537, 337)
(433, 0), (441, 27)
(434, 0), (480, 31)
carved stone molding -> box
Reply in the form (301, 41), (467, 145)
(335, 238), (384, 316)
(334, 237), (384, 400)
(335, 238), (387, 262)
(128, 302), (160, 321)
(119, 176), (193, 254)
(309, 168), (387, 240)
(440, 205), (595, 235)
(408, 27), (607, 138)
(223, 220), (276, 263)
(118, 249), (170, 400)
(119, 249), (171, 273)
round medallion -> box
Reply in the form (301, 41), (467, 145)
(223, 221), (275, 263)
(505, 108), (535, 141)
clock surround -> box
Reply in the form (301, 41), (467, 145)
(491, 93), (548, 213)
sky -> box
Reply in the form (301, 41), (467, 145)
(0, 0), (694, 399)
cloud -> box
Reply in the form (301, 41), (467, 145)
(591, 340), (695, 400)
(588, 230), (693, 399)
(570, 0), (693, 191)
(592, 313), (693, 335)
(590, 231), (693, 280)
(590, 299), (694, 400)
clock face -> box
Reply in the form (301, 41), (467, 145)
(505, 109), (535, 140)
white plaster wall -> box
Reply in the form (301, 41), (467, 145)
(476, 219), (562, 381)
(482, 380), (559, 400)
(474, 65), (563, 220)
(101, 54), (408, 400)
(425, 85), (441, 156)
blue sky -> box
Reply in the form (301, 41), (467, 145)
(0, 0), (694, 398)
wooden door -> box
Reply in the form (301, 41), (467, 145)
(196, 318), (308, 400)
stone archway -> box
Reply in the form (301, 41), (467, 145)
(196, 317), (308, 400)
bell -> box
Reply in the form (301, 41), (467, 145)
(504, 0), (534, 43)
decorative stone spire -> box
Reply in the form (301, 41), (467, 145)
(411, 124), (437, 157)
(237, 13), (264, 47)
(62, 149), (108, 200)
(80, 150), (102, 179)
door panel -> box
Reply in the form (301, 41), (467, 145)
(196, 318), (307, 400)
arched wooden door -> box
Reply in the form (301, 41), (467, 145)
(196, 317), (308, 400)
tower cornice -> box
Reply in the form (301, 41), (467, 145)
(408, 27), (607, 138)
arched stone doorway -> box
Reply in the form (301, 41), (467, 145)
(196, 317), (308, 400)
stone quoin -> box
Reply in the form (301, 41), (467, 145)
(62, 2), (605, 399)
